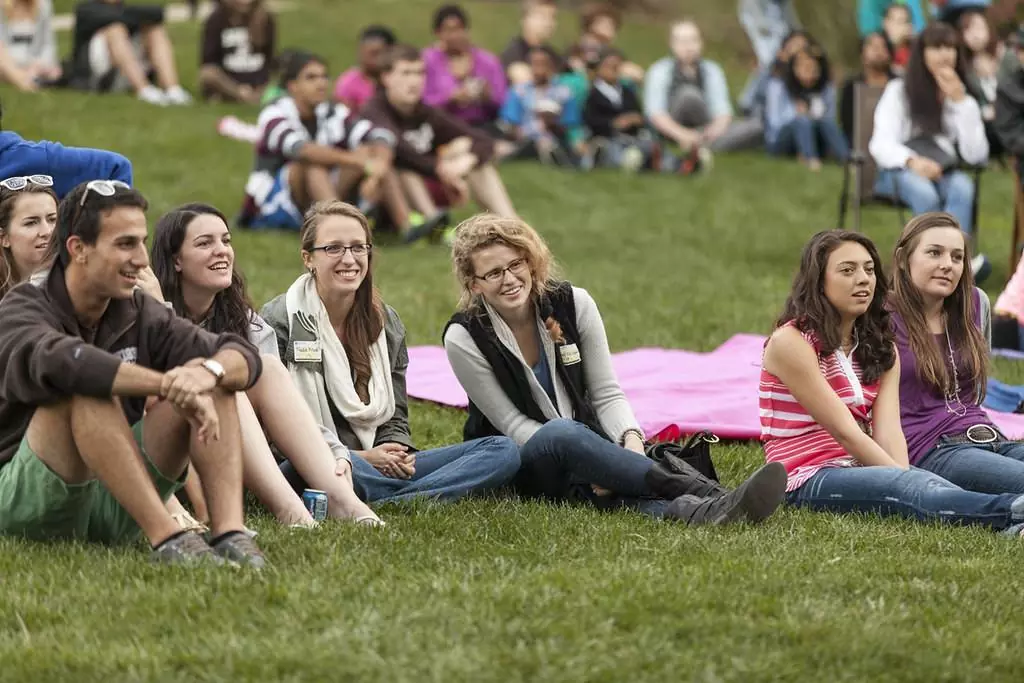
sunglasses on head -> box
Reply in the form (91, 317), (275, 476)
(68, 180), (133, 244)
(79, 179), (130, 206)
(0, 174), (54, 192)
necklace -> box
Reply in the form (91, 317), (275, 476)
(943, 321), (968, 417)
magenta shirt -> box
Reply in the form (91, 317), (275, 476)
(421, 46), (507, 126)
(334, 68), (376, 112)
(891, 295), (991, 465)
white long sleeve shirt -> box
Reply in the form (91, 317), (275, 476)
(868, 78), (989, 170)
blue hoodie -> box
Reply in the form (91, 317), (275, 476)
(0, 131), (133, 199)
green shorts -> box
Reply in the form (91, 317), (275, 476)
(0, 420), (186, 544)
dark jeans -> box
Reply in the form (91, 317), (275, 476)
(768, 115), (849, 162)
(787, 465), (1024, 530)
(917, 438), (1024, 495)
(517, 419), (669, 518)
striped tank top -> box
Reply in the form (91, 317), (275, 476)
(759, 323), (880, 492)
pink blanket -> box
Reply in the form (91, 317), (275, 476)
(407, 335), (1024, 440)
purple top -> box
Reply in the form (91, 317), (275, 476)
(891, 297), (991, 465)
(422, 46), (507, 126)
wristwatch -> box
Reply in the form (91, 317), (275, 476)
(200, 358), (226, 384)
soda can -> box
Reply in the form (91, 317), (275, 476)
(302, 489), (328, 522)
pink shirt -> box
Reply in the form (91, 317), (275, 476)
(995, 257), (1024, 324)
(760, 323), (879, 491)
(334, 68), (376, 112)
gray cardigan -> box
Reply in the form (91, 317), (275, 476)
(443, 286), (642, 447)
(260, 295), (414, 452)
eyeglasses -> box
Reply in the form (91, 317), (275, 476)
(308, 243), (372, 257)
(474, 258), (527, 284)
(0, 174), (53, 191)
(70, 179), (132, 240)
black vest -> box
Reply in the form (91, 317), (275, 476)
(444, 282), (610, 443)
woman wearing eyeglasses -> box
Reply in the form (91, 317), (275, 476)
(260, 200), (520, 504)
(442, 213), (787, 524)
(148, 202), (382, 527)
(0, 175), (57, 300)
(888, 212), (1024, 495)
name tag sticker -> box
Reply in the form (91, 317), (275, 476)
(293, 340), (322, 363)
(559, 343), (581, 365)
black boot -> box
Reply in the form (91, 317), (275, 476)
(663, 462), (787, 526)
(645, 457), (727, 499)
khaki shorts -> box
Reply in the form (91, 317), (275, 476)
(0, 421), (186, 544)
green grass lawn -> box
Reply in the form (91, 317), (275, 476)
(4, 1), (1024, 681)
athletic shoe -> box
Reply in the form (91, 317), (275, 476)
(217, 115), (261, 144)
(209, 530), (268, 569)
(151, 530), (224, 565)
(138, 85), (167, 106)
(972, 253), (992, 285)
(164, 85), (193, 106)
(620, 145), (645, 173)
(403, 210), (450, 245)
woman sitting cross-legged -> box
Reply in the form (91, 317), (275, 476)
(147, 203), (381, 527)
(443, 213), (787, 525)
(261, 200), (521, 504)
(764, 45), (849, 171)
(888, 212), (1024, 495)
(761, 229), (1024, 534)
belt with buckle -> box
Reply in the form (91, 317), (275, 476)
(944, 424), (1001, 445)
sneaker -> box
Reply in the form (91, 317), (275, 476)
(209, 530), (268, 569)
(138, 85), (167, 106)
(971, 253), (992, 285)
(620, 145), (645, 173)
(164, 85), (193, 106)
(151, 530), (224, 566)
(403, 210), (450, 245)
(217, 115), (261, 144)
(696, 146), (714, 173)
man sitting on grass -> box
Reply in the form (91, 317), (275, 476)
(239, 50), (399, 233)
(0, 181), (266, 567)
(362, 44), (517, 244)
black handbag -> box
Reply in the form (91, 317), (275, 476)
(645, 431), (720, 482)
(905, 135), (959, 172)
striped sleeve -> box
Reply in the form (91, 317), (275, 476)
(326, 104), (396, 150)
(259, 115), (308, 158)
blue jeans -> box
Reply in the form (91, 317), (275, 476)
(874, 168), (975, 233)
(517, 419), (669, 518)
(279, 436), (521, 504)
(350, 437), (520, 503)
(767, 116), (849, 162)
(917, 438), (1024, 495)
(788, 466), (1024, 530)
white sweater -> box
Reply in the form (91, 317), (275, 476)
(443, 286), (642, 447)
(868, 78), (989, 170)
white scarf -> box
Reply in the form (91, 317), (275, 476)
(284, 274), (395, 450)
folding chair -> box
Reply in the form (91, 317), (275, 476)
(1012, 160), (1024, 274)
(838, 82), (984, 249)
(838, 83), (904, 232)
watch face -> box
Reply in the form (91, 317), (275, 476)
(204, 360), (225, 378)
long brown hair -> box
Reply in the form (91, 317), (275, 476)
(776, 230), (896, 384)
(300, 201), (384, 403)
(888, 212), (987, 398)
(450, 213), (565, 342)
(0, 183), (57, 300)
(151, 203), (257, 338)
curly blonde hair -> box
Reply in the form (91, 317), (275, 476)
(450, 213), (560, 311)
